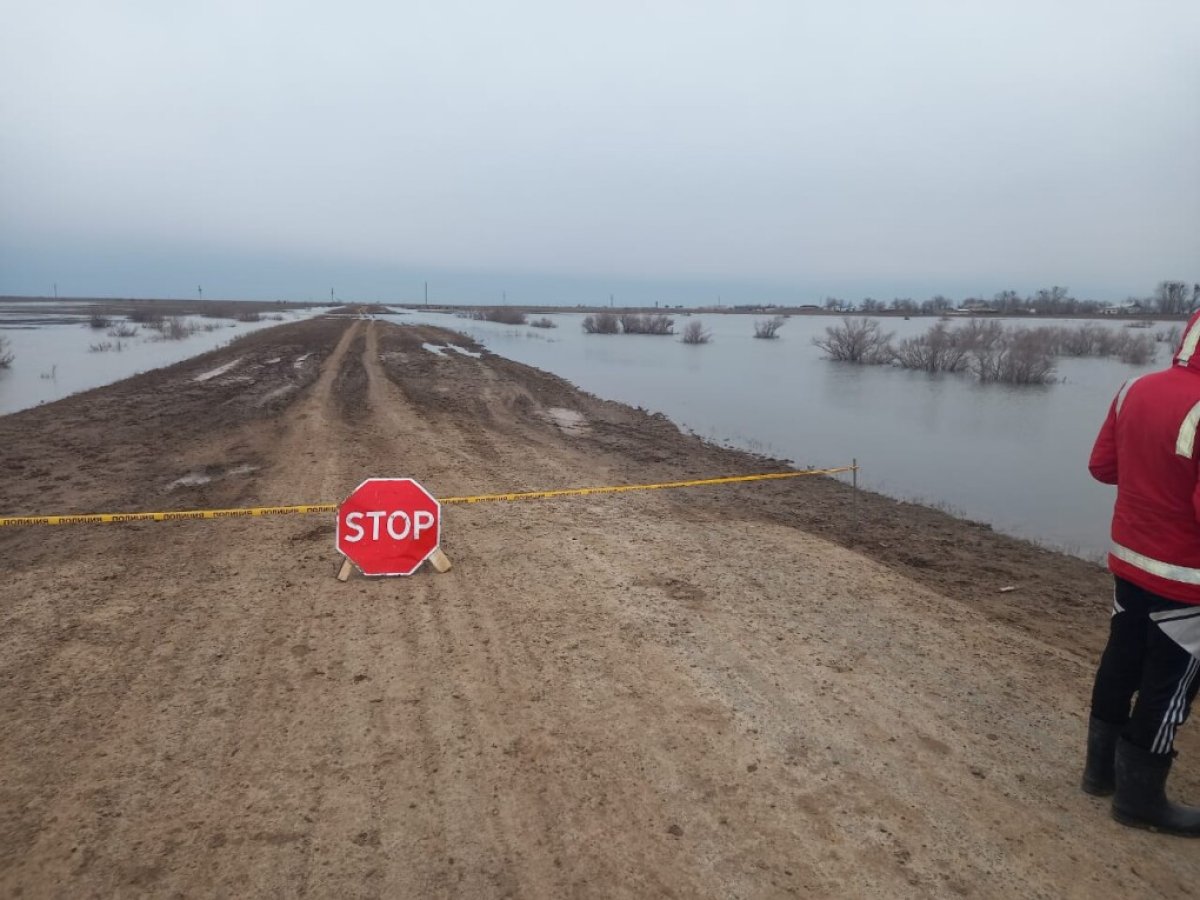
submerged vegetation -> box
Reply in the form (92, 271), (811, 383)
(619, 313), (675, 335)
(681, 320), (711, 344)
(753, 316), (786, 339)
(812, 318), (896, 365)
(815, 318), (1164, 385)
(89, 340), (127, 353)
(582, 313), (675, 335)
(471, 308), (527, 325)
(152, 316), (201, 340)
(0, 336), (13, 368)
(582, 312), (620, 334)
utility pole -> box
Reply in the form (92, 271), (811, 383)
(424, 281), (428, 306)
(609, 293), (614, 308)
(53, 283), (57, 299)
(198, 285), (203, 301)
(331, 288), (335, 303)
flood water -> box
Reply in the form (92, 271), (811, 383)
(388, 310), (1170, 560)
(0, 302), (1167, 559)
(0, 302), (332, 416)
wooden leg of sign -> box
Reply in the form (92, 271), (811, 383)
(428, 548), (452, 573)
(337, 558), (354, 582)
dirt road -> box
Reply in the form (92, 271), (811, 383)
(2, 315), (1197, 898)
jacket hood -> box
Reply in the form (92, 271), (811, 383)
(1174, 310), (1200, 371)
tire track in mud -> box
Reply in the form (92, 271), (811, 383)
(350, 322), (569, 892)
(332, 331), (369, 424)
(357, 322), (488, 493)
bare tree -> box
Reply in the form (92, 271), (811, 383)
(681, 320), (711, 344)
(1156, 281), (1191, 316)
(992, 290), (1022, 314)
(753, 316), (786, 339)
(893, 320), (970, 372)
(813, 318), (894, 363)
(971, 329), (1056, 384)
(530, 317), (556, 328)
(619, 314), (675, 335)
(582, 312), (619, 334)
(618, 313), (641, 333)
(1118, 334), (1156, 365)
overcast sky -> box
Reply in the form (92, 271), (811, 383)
(1, 1), (1197, 304)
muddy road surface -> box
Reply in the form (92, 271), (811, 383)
(2, 315), (1197, 898)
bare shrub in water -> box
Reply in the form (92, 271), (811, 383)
(754, 316), (786, 339)
(155, 316), (199, 340)
(619, 313), (675, 335)
(893, 320), (971, 373)
(972, 329), (1056, 385)
(128, 309), (164, 326)
(681, 320), (712, 344)
(471, 308), (527, 325)
(107, 322), (139, 338)
(1118, 334), (1156, 365)
(582, 312), (619, 334)
(1156, 325), (1182, 346)
(813, 317), (895, 364)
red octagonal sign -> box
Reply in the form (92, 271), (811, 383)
(336, 478), (441, 576)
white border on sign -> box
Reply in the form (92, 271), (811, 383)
(335, 476), (443, 577)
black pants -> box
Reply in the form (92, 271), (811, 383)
(1091, 577), (1200, 754)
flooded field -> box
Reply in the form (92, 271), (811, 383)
(387, 310), (1172, 559)
(0, 301), (331, 414)
(0, 301), (1173, 558)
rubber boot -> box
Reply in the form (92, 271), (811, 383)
(1081, 716), (1121, 796)
(1112, 739), (1200, 836)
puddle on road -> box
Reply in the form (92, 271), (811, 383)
(168, 464), (259, 491)
(193, 358), (243, 383)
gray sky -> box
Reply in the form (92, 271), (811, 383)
(2, 1), (1197, 303)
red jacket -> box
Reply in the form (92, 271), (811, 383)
(1090, 310), (1200, 604)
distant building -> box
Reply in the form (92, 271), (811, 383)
(1099, 302), (1144, 316)
(957, 300), (999, 315)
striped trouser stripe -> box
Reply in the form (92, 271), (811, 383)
(1152, 656), (1200, 754)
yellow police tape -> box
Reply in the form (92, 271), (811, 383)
(0, 466), (856, 528)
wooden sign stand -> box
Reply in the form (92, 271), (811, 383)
(336, 547), (452, 581)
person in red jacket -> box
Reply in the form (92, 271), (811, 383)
(1084, 309), (1200, 836)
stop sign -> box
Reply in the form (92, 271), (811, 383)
(336, 478), (441, 576)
